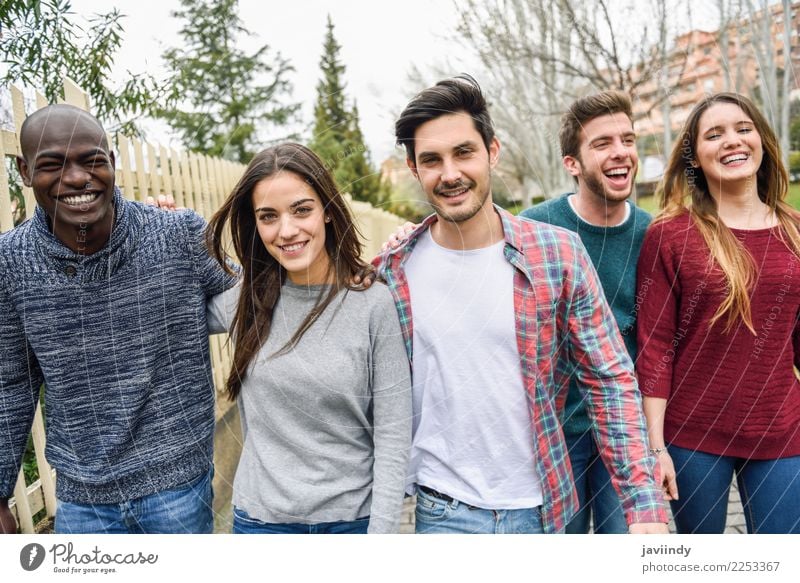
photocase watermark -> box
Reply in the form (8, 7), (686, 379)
(18, 541), (159, 575)
(19, 543), (46, 571)
(642, 278), (708, 394)
(680, 136), (699, 188)
(752, 254), (796, 360)
(76, 195), (92, 254)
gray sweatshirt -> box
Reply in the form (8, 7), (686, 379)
(208, 280), (411, 533)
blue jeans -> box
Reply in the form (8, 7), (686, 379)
(414, 486), (544, 534)
(669, 444), (800, 534)
(232, 507), (369, 534)
(55, 469), (214, 534)
(565, 430), (627, 534)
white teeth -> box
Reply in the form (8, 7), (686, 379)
(440, 188), (468, 197)
(722, 154), (748, 164)
(61, 193), (99, 205)
(280, 242), (306, 252)
(605, 168), (628, 176)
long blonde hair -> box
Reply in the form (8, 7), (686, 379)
(656, 92), (800, 333)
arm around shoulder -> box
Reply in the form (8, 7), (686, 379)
(181, 210), (239, 297)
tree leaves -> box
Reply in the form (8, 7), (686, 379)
(158, 0), (299, 163)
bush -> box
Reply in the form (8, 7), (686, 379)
(789, 152), (800, 182)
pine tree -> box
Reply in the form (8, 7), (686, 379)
(309, 16), (381, 205)
(160, 0), (299, 163)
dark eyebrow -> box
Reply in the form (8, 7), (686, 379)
(704, 121), (754, 133)
(588, 136), (612, 146)
(289, 198), (315, 209)
(79, 148), (109, 158)
(587, 130), (636, 146)
(33, 150), (65, 161)
(253, 198), (316, 214)
(34, 147), (108, 162)
(417, 140), (478, 160)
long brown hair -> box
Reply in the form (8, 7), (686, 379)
(207, 143), (368, 400)
(656, 92), (800, 333)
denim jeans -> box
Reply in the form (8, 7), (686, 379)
(414, 486), (544, 534)
(232, 507), (369, 534)
(565, 430), (627, 534)
(54, 469), (214, 534)
(669, 444), (800, 534)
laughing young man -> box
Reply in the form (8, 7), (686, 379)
(520, 91), (652, 534)
(0, 105), (236, 534)
(375, 76), (667, 534)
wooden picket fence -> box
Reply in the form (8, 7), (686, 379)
(1, 78), (403, 533)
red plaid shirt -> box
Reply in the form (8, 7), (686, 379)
(374, 206), (667, 533)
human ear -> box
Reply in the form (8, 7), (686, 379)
(488, 137), (501, 168)
(562, 156), (582, 177)
(406, 157), (419, 180)
(16, 156), (32, 187)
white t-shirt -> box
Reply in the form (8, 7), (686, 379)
(404, 230), (543, 509)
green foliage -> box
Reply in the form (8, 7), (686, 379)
(4, 159), (27, 225)
(22, 434), (38, 485)
(789, 152), (800, 179)
(790, 120), (800, 152)
(309, 16), (381, 205)
(159, 0), (299, 163)
(1, 0), (165, 135)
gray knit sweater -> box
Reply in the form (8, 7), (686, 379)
(0, 189), (237, 503)
(207, 281), (412, 533)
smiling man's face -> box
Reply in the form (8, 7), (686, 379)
(564, 111), (638, 204)
(408, 111), (500, 224)
(17, 106), (116, 248)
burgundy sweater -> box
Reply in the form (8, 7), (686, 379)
(636, 213), (800, 459)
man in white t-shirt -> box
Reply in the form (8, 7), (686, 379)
(375, 75), (668, 534)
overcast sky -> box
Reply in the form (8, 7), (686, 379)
(71, 0), (467, 162)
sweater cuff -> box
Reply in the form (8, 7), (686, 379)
(638, 380), (671, 399)
(366, 514), (400, 534)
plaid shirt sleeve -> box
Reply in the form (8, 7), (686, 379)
(566, 238), (668, 525)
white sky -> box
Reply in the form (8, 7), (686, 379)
(70, 0), (466, 162)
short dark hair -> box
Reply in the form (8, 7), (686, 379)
(395, 74), (495, 163)
(559, 91), (633, 160)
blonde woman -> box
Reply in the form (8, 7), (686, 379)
(636, 93), (800, 533)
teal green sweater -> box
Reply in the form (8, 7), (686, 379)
(520, 195), (651, 436)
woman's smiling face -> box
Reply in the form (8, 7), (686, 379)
(252, 171), (331, 285)
(694, 102), (763, 193)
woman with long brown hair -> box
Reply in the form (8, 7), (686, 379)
(636, 93), (800, 533)
(206, 143), (411, 534)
